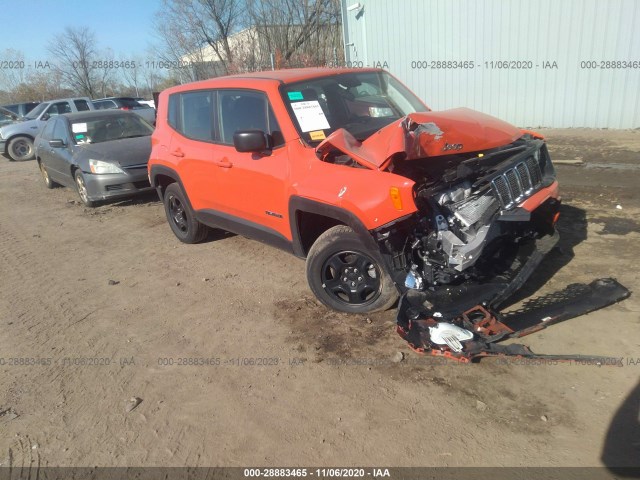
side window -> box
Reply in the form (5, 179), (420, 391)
(168, 93), (179, 130)
(218, 90), (283, 147)
(47, 102), (71, 116)
(178, 90), (215, 142)
(40, 119), (56, 140)
(52, 119), (68, 142)
(74, 99), (90, 111)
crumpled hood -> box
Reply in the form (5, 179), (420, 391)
(77, 136), (151, 167)
(316, 108), (523, 169)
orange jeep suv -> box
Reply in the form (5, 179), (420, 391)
(148, 68), (560, 314)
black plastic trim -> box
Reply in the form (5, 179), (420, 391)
(195, 209), (293, 254)
(288, 196), (380, 258)
(148, 165), (194, 209)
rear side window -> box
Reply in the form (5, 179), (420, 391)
(74, 99), (90, 111)
(167, 94), (179, 130)
(176, 91), (216, 142)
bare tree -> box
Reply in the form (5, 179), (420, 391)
(154, 0), (343, 79)
(48, 27), (99, 97)
(248, 0), (342, 67)
(155, 0), (243, 77)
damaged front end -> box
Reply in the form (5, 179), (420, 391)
(373, 130), (560, 310)
(316, 109), (561, 308)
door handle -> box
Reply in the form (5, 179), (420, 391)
(215, 159), (233, 168)
(170, 149), (184, 157)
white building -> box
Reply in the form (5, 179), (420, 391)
(341, 0), (640, 128)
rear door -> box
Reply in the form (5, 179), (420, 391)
(166, 90), (218, 211)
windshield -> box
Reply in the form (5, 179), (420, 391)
(24, 102), (49, 120)
(71, 114), (153, 144)
(281, 71), (427, 145)
(0, 107), (18, 121)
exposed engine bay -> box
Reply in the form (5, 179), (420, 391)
(376, 134), (560, 301)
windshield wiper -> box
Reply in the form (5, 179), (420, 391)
(120, 134), (149, 139)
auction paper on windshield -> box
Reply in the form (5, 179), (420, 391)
(290, 101), (330, 132)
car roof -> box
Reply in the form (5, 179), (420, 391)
(2, 102), (39, 107)
(167, 67), (386, 92)
(39, 97), (92, 104)
(60, 110), (136, 122)
(93, 97), (136, 101)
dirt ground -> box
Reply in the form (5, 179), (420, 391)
(0, 128), (638, 469)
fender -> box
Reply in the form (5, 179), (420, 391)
(149, 164), (194, 209)
(288, 196), (380, 258)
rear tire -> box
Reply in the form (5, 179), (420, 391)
(163, 183), (209, 243)
(39, 161), (58, 189)
(306, 225), (398, 314)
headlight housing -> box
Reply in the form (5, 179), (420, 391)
(89, 159), (125, 174)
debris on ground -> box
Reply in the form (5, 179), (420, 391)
(125, 397), (142, 413)
(391, 352), (404, 363)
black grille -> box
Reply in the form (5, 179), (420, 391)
(491, 153), (543, 209)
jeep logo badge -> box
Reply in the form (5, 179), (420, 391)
(443, 142), (463, 151)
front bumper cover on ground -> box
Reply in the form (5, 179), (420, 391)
(396, 278), (630, 363)
(395, 228), (631, 362)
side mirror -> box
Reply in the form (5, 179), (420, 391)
(49, 139), (65, 148)
(41, 113), (50, 121)
(233, 130), (272, 154)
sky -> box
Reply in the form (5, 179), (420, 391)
(1, 0), (162, 61)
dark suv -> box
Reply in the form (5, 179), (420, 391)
(93, 97), (156, 125)
(2, 102), (40, 118)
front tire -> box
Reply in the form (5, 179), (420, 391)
(306, 225), (398, 314)
(7, 136), (35, 161)
(74, 170), (97, 207)
(163, 183), (209, 243)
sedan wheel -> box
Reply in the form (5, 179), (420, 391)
(74, 170), (96, 207)
(39, 162), (58, 189)
(7, 136), (35, 161)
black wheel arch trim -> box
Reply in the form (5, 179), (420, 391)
(149, 165), (195, 210)
(288, 196), (380, 258)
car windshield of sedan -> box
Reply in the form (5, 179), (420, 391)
(281, 71), (427, 145)
(70, 114), (154, 144)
